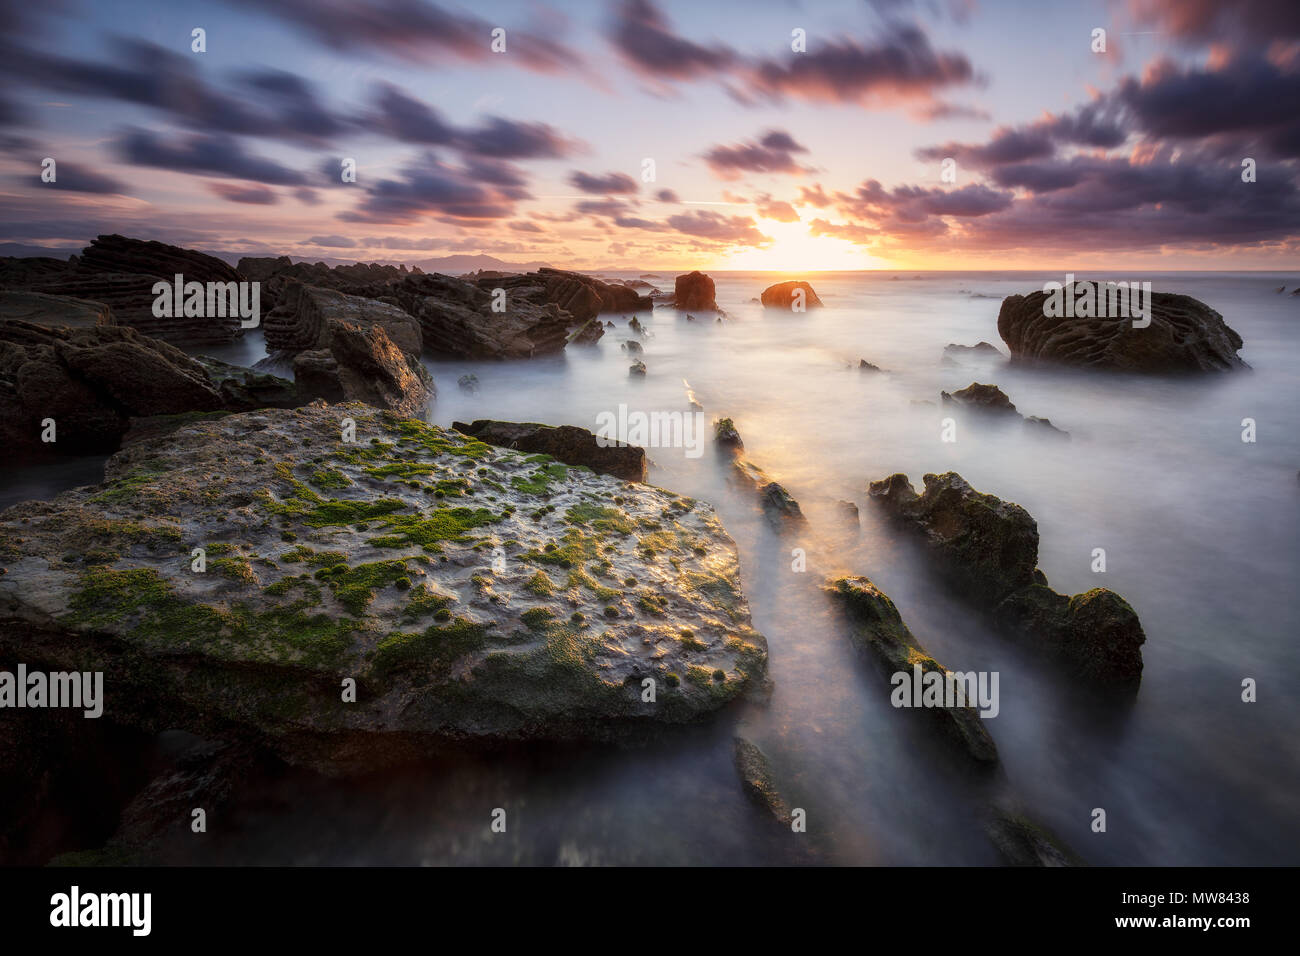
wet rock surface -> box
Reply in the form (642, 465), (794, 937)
(453, 419), (647, 482)
(868, 472), (1144, 685)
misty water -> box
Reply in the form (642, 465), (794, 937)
(12, 271), (1299, 865)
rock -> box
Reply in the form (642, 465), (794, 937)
(733, 736), (790, 822)
(235, 255), (293, 283)
(264, 281), (422, 357)
(565, 317), (605, 346)
(0, 255), (75, 288)
(761, 280), (824, 310)
(997, 285), (1248, 372)
(941, 383), (1069, 437)
(1292, 288), (1300, 297)
(940, 355), (961, 367)
(481, 268), (650, 325)
(670, 271), (717, 311)
(685, 314), (696, 322)
(457, 373), (481, 395)
(759, 483), (807, 529)
(391, 273), (571, 359)
(622, 339), (644, 356)
(38, 235), (248, 344)
(629, 360), (646, 376)
(868, 472), (1144, 684)
(944, 341), (1002, 357)
(1275, 286), (1286, 294)
(1024, 415), (1069, 439)
(0, 321), (225, 454)
(858, 359), (884, 373)
(837, 500), (860, 523)
(941, 382), (1019, 415)
(0, 406), (768, 774)
(452, 419), (647, 482)
(604, 320), (615, 328)
(0, 291), (115, 328)
(193, 356), (298, 411)
(985, 807), (1082, 866)
(628, 317), (646, 336)
(291, 322), (432, 418)
(822, 575), (998, 765)
(729, 458), (805, 531)
(713, 417), (743, 452)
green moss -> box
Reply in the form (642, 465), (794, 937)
(511, 462), (569, 496)
(309, 468), (352, 490)
(521, 529), (601, 569)
(401, 583), (454, 622)
(564, 567), (621, 602)
(524, 570), (555, 596)
(565, 503), (635, 535)
(209, 557), (257, 585)
(314, 559), (412, 616)
(369, 617), (491, 678)
(679, 629), (706, 651)
(521, 606), (557, 629)
(367, 507), (498, 550)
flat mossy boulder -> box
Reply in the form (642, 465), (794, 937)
(823, 574), (998, 766)
(0, 405), (767, 774)
(868, 472), (1144, 685)
(452, 419), (646, 482)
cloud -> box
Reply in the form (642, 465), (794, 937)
(752, 193), (801, 222)
(222, 0), (584, 72)
(1128, 0), (1300, 44)
(209, 182), (279, 204)
(569, 171), (639, 194)
(114, 128), (309, 185)
(302, 234), (357, 247)
(338, 151), (530, 224)
(1117, 54), (1300, 157)
(35, 162), (128, 194)
(665, 209), (771, 246)
(703, 130), (812, 178)
(607, 0), (734, 79)
(744, 27), (976, 106)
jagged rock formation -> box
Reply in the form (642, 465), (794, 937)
(760, 280), (824, 310)
(997, 285), (1248, 372)
(0, 321), (227, 453)
(479, 268), (650, 325)
(0, 406), (768, 773)
(823, 574), (999, 765)
(263, 281), (422, 356)
(733, 736), (791, 822)
(292, 322), (433, 419)
(391, 273), (571, 359)
(868, 472), (1144, 685)
(730, 457), (806, 531)
(453, 419), (647, 482)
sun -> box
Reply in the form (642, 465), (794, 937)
(721, 218), (886, 271)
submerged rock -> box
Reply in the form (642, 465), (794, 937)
(730, 458), (806, 531)
(457, 373), (481, 395)
(823, 575), (998, 765)
(733, 736), (790, 822)
(670, 271), (718, 311)
(985, 806), (1082, 866)
(941, 382), (1018, 416)
(837, 500), (860, 523)
(997, 285), (1248, 372)
(760, 280), (824, 310)
(944, 342), (1002, 357)
(941, 382), (1070, 438)
(0, 406), (768, 773)
(868, 472), (1144, 685)
(452, 419), (647, 482)
(858, 359), (885, 373)
(713, 417), (743, 453)
(629, 360), (646, 376)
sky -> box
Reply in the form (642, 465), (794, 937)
(1, 0), (1298, 270)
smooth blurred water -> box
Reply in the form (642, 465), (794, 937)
(10, 271), (1299, 865)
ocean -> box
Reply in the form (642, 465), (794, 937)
(8, 270), (1298, 864)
